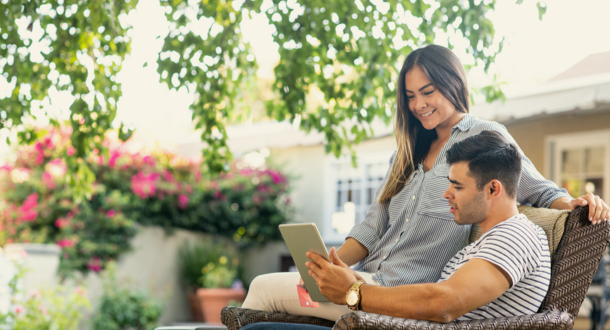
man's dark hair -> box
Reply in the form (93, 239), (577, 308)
(446, 130), (522, 198)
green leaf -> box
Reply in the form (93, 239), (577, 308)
(536, 2), (547, 21)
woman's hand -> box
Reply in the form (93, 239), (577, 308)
(569, 193), (610, 224)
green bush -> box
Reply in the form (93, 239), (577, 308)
(179, 239), (243, 291)
(91, 263), (164, 330)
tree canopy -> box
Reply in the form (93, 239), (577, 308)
(0, 0), (545, 193)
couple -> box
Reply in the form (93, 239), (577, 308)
(241, 44), (610, 326)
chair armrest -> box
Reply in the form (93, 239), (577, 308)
(222, 307), (574, 330)
(221, 306), (335, 330)
(334, 309), (574, 330)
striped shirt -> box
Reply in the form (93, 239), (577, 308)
(438, 214), (551, 320)
(347, 114), (569, 287)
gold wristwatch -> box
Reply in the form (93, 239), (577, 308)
(346, 282), (363, 311)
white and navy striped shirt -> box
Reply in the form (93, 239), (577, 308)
(348, 114), (569, 287)
(438, 214), (551, 320)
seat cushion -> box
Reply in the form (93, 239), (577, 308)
(469, 205), (570, 259)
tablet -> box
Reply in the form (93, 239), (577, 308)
(279, 223), (330, 302)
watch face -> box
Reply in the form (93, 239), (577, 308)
(346, 291), (358, 306)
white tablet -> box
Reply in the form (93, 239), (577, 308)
(279, 223), (330, 302)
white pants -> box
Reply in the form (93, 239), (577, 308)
(242, 271), (379, 321)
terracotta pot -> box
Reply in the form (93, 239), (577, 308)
(188, 292), (204, 322)
(197, 288), (246, 324)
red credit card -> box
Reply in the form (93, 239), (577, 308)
(297, 285), (320, 308)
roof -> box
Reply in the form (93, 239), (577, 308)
(471, 52), (610, 123)
(549, 52), (610, 81)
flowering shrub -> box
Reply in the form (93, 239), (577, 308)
(0, 254), (90, 330)
(0, 127), (292, 276)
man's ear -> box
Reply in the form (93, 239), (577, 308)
(487, 180), (503, 199)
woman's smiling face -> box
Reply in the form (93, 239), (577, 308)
(405, 65), (460, 131)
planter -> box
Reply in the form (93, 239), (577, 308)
(188, 292), (204, 322)
(196, 288), (246, 324)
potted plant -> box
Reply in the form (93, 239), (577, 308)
(179, 239), (245, 323)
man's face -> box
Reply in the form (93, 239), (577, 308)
(443, 161), (489, 225)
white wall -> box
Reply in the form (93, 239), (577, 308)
(64, 226), (205, 325)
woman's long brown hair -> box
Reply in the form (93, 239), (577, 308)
(378, 45), (471, 204)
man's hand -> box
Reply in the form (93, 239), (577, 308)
(570, 193), (610, 224)
(306, 247), (358, 305)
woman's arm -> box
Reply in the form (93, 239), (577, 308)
(343, 151), (396, 263)
(492, 125), (609, 222)
(550, 194), (609, 223)
(336, 238), (369, 266)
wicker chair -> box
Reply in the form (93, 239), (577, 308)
(221, 206), (610, 330)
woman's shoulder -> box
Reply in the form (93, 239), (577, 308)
(463, 116), (518, 145)
(466, 117), (508, 135)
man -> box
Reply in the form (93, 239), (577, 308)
(304, 130), (551, 321)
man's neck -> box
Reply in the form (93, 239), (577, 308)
(478, 200), (520, 234)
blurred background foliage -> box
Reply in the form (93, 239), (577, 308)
(0, 0), (545, 194)
(0, 126), (292, 277)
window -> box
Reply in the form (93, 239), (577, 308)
(322, 150), (393, 243)
(546, 130), (610, 201)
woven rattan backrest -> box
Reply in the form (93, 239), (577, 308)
(539, 206), (610, 317)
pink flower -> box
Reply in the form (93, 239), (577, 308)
(30, 289), (42, 299)
(39, 304), (48, 316)
(66, 145), (76, 156)
(19, 193), (38, 222)
(108, 151), (121, 168)
(87, 256), (103, 273)
(14, 305), (25, 314)
(214, 191), (224, 200)
(143, 155), (156, 166)
(268, 170), (284, 184)
(106, 209), (116, 218)
(131, 171), (160, 199)
(163, 170), (174, 182)
(34, 142), (45, 165)
(55, 217), (70, 228)
(42, 171), (55, 189)
(75, 286), (86, 297)
(178, 194), (189, 209)
(22, 193), (38, 209)
(57, 239), (75, 248)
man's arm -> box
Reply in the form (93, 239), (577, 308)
(359, 259), (511, 322)
(307, 250), (511, 323)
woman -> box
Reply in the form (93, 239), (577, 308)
(242, 44), (610, 321)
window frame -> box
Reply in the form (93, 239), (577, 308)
(545, 129), (610, 201)
(322, 149), (394, 244)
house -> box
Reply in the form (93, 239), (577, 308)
(178, 51), (610, 281)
